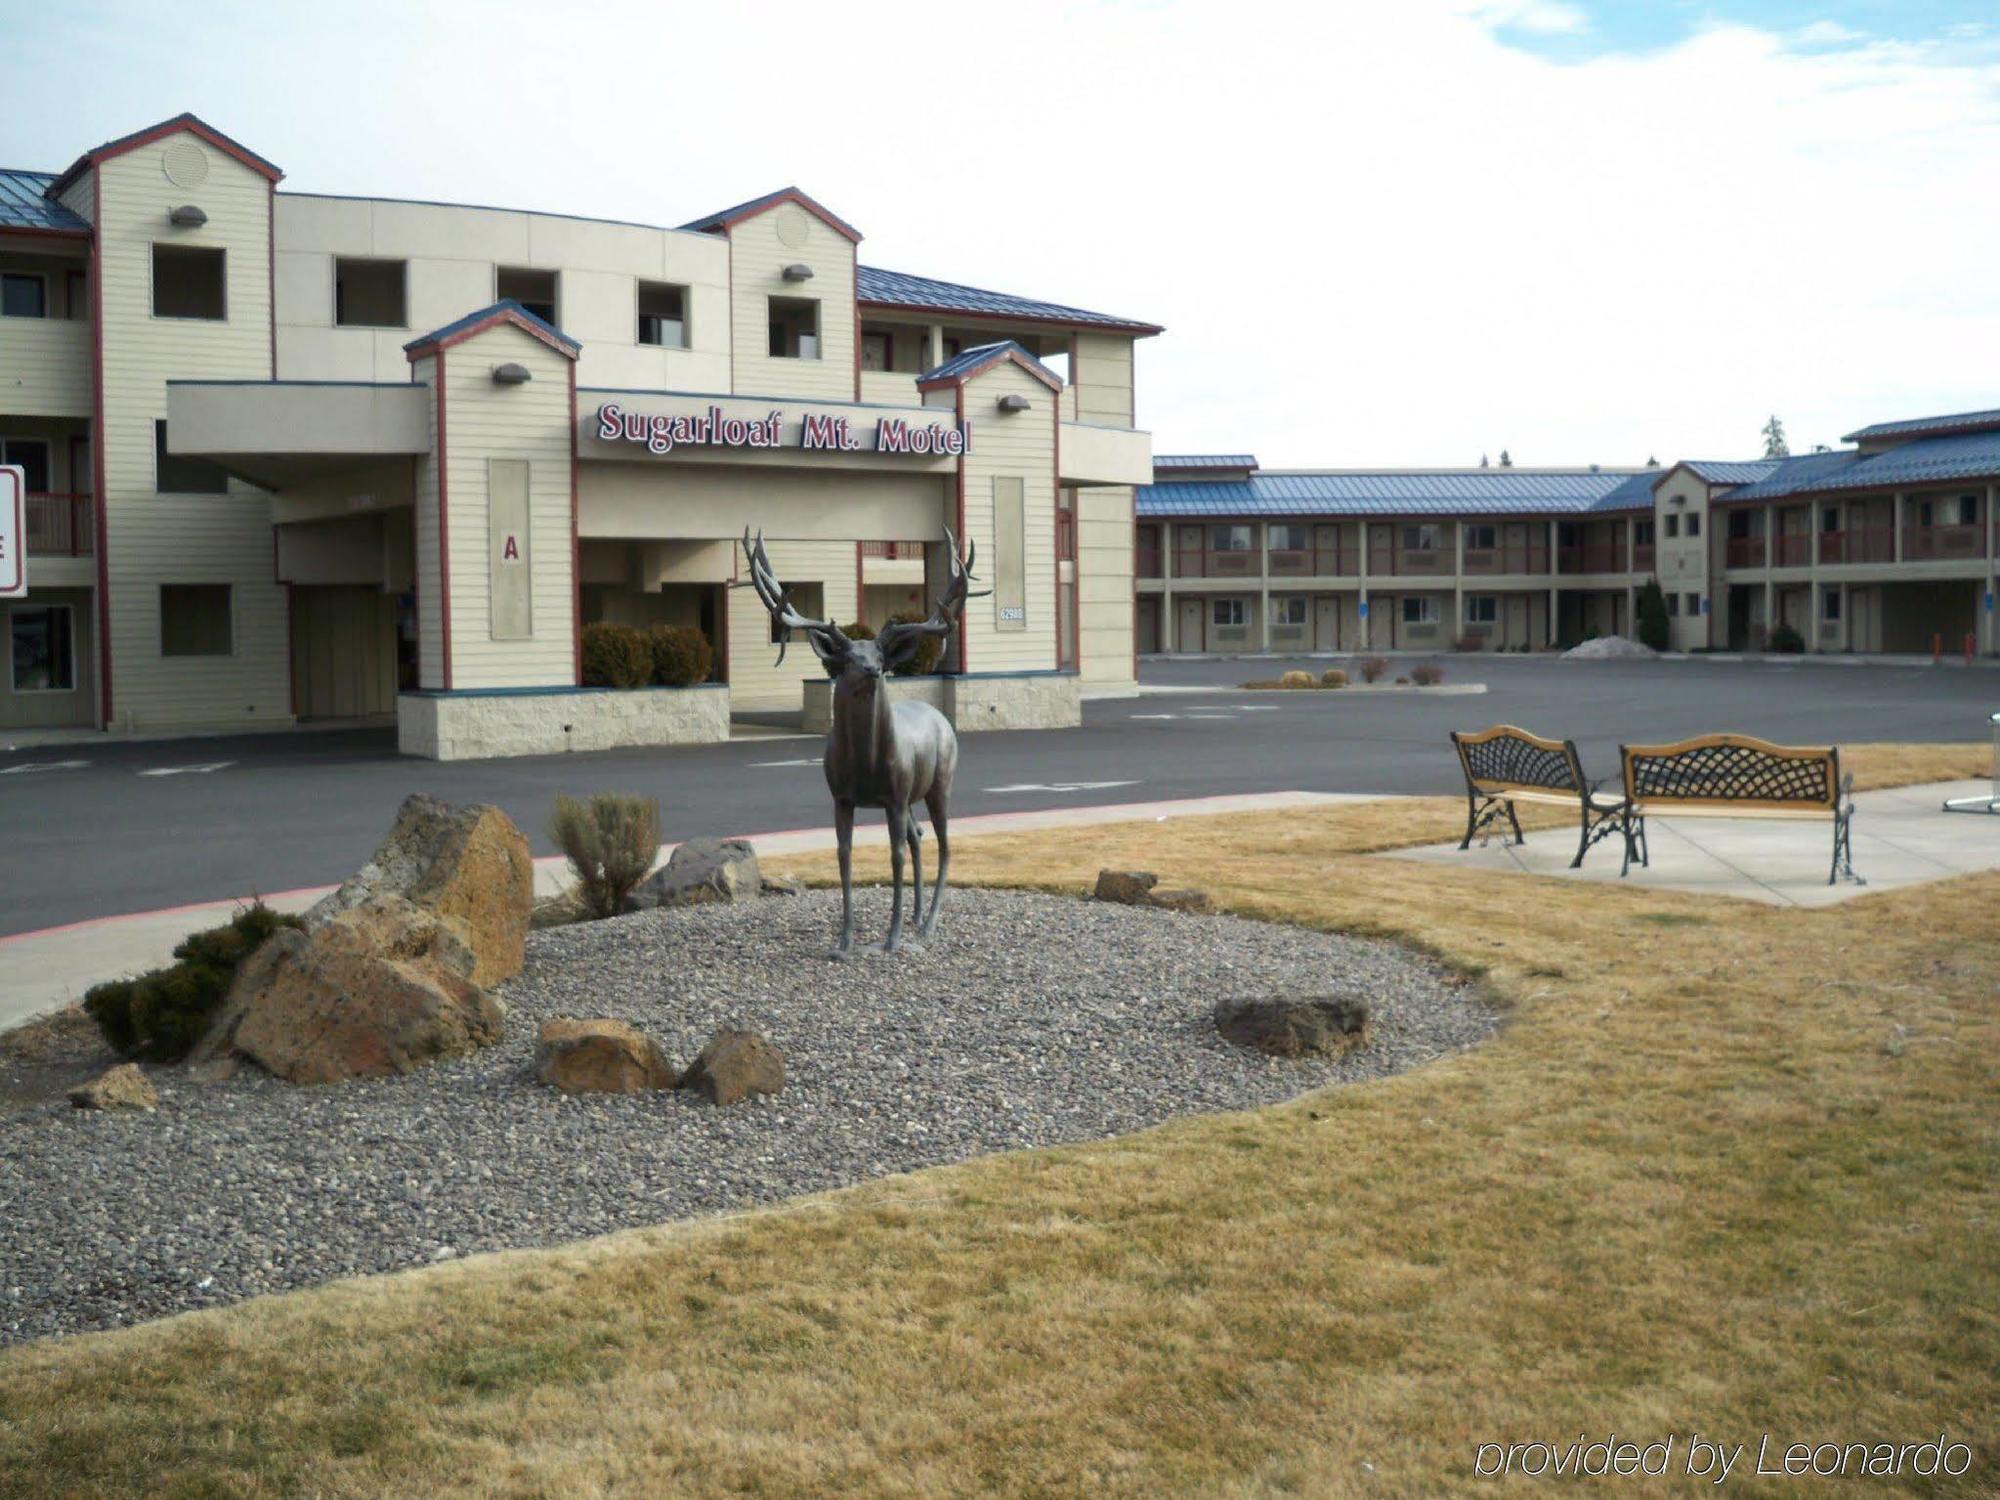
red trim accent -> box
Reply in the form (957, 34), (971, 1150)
(0, 480), (22, 593)
(858, 298), (1161, 338)
(435, 350), (453, 691)
(267, 181), (276, 378)
(851, 240), (862, 403)
(918, 342), (1063, 395)
(954, 386), (968, 674)
(49, 113), (284, 200)
(0, 225), (90, 241)
(569, 359), (581, 685)
(89, 171), (112, 729)
(1053, 400), (1064, 672)
(404, 305), (578, 362)
(691, 188), (862, 244)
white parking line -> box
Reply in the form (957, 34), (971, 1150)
(749, 757), (823, 768)
(0, 760), (88, 775)
(986, 780), (1140, 794)
(136, 762), (234, 777)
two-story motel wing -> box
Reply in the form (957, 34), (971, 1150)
(0, 114), (1156, 753)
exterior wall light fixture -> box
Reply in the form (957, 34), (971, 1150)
(781, 263), (814, 281)
(168, 205), (208, 228)
(996, 393), (1031, 413)
(491, 362), (533, 385)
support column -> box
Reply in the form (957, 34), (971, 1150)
(1547, 519), (1560, 648)
(1257, 522), (1271, 653)
(1356, 521), (1370, 650)
(1809, 578), (1824, 655)
(1893, 492), (1905, 562)
(1452, 520), (1465, 650)
(1762, 578), (1775, 651)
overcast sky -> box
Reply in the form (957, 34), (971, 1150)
(9, 0), (2000, 467)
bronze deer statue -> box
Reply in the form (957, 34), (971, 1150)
(743, 528), (979, 954)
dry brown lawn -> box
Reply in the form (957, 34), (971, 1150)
(0, 743), (1993, 1497)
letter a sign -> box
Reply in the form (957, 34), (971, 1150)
(0, 465), (25, 599)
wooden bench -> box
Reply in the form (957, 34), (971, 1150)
(1449, 725), (1628, 869)
(1618, 734), (1861, 885)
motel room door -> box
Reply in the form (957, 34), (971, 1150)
(1504, 594), (1529, 649)
(291, 585), (397, 719)
(1176, 597), (1205, 652)
(1135, 596), (1161, 654)
(1313, 595), (1340, 652)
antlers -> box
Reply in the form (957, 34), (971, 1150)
(878, 530), (985, 657)
(742, 528), (850, 665)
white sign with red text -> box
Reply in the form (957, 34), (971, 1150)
(0, 465), (25, 599)
(595, 402), (970, 459)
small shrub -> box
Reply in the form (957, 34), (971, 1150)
(581, 623), (653, 689)
(1395, 675), (1411, 685)
(1769, 622), (1806, 654)
(1320, 668), (1348, 688)
(821, 621), (877, 679)
(885, 610), (944, 676)
(1453, 634), (1484, 653)
(549, 793), (661, 920)
(1280, 669), (1314, 689)
(647, 625), (715, 687)
(1356, 655), (1389, 684)
(1412, 661), (1445, 686)
(84, 902), (302, 1060)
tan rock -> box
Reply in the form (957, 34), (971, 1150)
(68, 1062), (157, 1111)
(1149, 887), (1214, 915)
(1094, 869), (1159, 905)
(536, 1018), (676, 1093)
(677, 1029), (785, 1106)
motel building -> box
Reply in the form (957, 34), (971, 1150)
(0, 114), (1155, 756)
(1136, 435), (2000, 657)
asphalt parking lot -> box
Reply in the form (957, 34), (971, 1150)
(1, 654), (1992, 936)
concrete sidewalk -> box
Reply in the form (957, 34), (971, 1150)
(0, 790), (1376, 1032)
(1386, 779), (1999, 907)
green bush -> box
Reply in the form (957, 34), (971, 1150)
(1320, 668), (1348, 688)
(1769, 622), (1806, 654)
(549, 793), (661, 919)
(821, 621), (876, 679)
(84, 902), (303, 1060)
(1636, 578), (1672, 652)
(580, 622), (653, 689)
(884, 611), (944, 676)
(647, 625), (715, 687)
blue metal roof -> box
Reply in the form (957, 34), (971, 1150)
(1590, 469), (1665, 511)
(0, 169), (87, 232)
(1154, 455), (1259, 471)
(402, 299), (580, 356)
(1843, 406), (2000, 444)
(917, 339), (1061, 390)
(857, 265), (1161, 334)
(1682, 459), (1781, 486)
(1138, 469), (1648, 518)
(1719, 432), (2000, 501)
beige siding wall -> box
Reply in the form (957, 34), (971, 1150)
(1076, 485), (1134, 685)
(0, 314), (91, 417)
(274, 194), (730, 391)
(96, 135), (289, 731)
(1071, 332), (1135, 426)
(727, 207), (855, 401)
(434, 326), (576, 688)
(726, 537), (858, 710)
(958, 362), (1057, 674)
(410, 351), (445, 689)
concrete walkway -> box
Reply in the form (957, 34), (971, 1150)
(1387, 779), (1999, 907)
(0, 790), (1375, 1032)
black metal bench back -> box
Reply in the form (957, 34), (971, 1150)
(1623, 736), (1837, 808)
(1453, 727), (1582, 793)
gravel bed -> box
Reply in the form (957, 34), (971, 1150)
(0, 889), (1494, 1347)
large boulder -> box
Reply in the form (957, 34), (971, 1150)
(676, 1029), (784, 1106)
(199, 895), (503, 1085)
(535, 1018), (676, 1094)
(1094, 869), (1159, 906)
(626, 837), (761, 911)
(68, 1063), (157, 1112)
(306, 794), (532, 987)
(1214, 996), (1370, 1059)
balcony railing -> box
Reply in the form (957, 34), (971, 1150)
(1368, 547), (1448, 577)
(1773, 534), (1812, 568)
(1818, 527), (1895, 564)
(24, 492), (92, 556)
(1175, 547), (1257, 579)
(1136, 548), (1163, 579)
(860, 540), (925, 559)
(1904, 523), (1987, 560)
(1462, 545), (1551, 576)
(1557, 543), (1625, 574)
(1725, 537), (1765, 569)
(1266, 547), (1352, 577)
(1632, 543), (1655, 572)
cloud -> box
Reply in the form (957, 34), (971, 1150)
(1463, 0), (1591, 37)
(1795, 19), (1865, 46)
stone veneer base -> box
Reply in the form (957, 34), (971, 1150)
(802, 670), (1080, 734)
(397, 685), (730, 761)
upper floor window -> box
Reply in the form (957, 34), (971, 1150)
(1056, 489), (1076, 562)
(1, 438), (49, 492)
(496, 267), (557, 326)
(1401, 524), (1441, 552)
(1633, 519), (1655, 545)
(334, 259), (407, 328)
(155, 420), (228, 495)
(160, 583), (233, 657)
(1, 272), (46, 319)
(1686, 513), (1701, 537)
(860, 329), (892, 371)
(768, 297), (819, 360)
(65, 268), (86, 321)
(152, 245), (225, 320)
(1955, 494), (1978, 526)
(1209, 524), (1252, 551)
(1822, 505), (1840, 533)
(1665, 513), (1680, 538)
(1269, 523), (1310, 552)
(1464, 523), (1498, 550)
(637, 282), (687, 348)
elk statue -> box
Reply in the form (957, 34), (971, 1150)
(743, 528), (980, 954)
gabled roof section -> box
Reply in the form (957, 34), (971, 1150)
(402, 300), (580, 361)
(679, 186), (861, 243)
(858, 265), (1162, 336)
(917, 340), (1063, 394)
(1717, 433), (2000, 501)
(0, 169), (88, 233)
(1678, 459), (1783, 487)
(48, 112), (282, 200)
(1589, 468), (1665, 511)
(1154, 455), (1260, 473)
(1843, 406), (2000, 445)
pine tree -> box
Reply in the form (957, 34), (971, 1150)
(1761, 415), (1790, 458)
(1499, 449), (1513, 467)
(1479, 453), (1490, 468)
(1636, 577), (1671, 652)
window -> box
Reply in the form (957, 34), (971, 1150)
(769, 582), (823, 644)
(1686, 513), (1701, 537)
(495, 267), (557, 324)
(1822, 505), (1840, 533)
(159, 584), (232, 656)
(1464, 524), (1497, 550)
(1465, 595), (1498, 624)
(152, 245), (225, 320)
(1400, 596), (1438, 625)
(1056, 490), (1076, 562)
(1, 438), (50, 492)
(334, 259), (406, 327)
(1273, 596), (1308, 626)
(1269, 523), (1310, 552)
(1823, 589), (1841, 621)
(859, 328), (892, 371)
(1667, 594), (1681, 616)
(154, 420), (228, 495)
(1, 272), (46, 318)
(10, 604), (75, 691)
(637, 282), (687, 348)
(64, 268), (87, 321)
(1957, 494), (1978, 526)
(1665, 513), (1680, 538)
(1685, 593), (1700, 616)
(1401, 524), (1440, 551)
(767, 297), (819, 359)
(1209, 525), (1252, 551)
(1212, 598), (1246, 627)
(1633, 519), (1655, 545)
